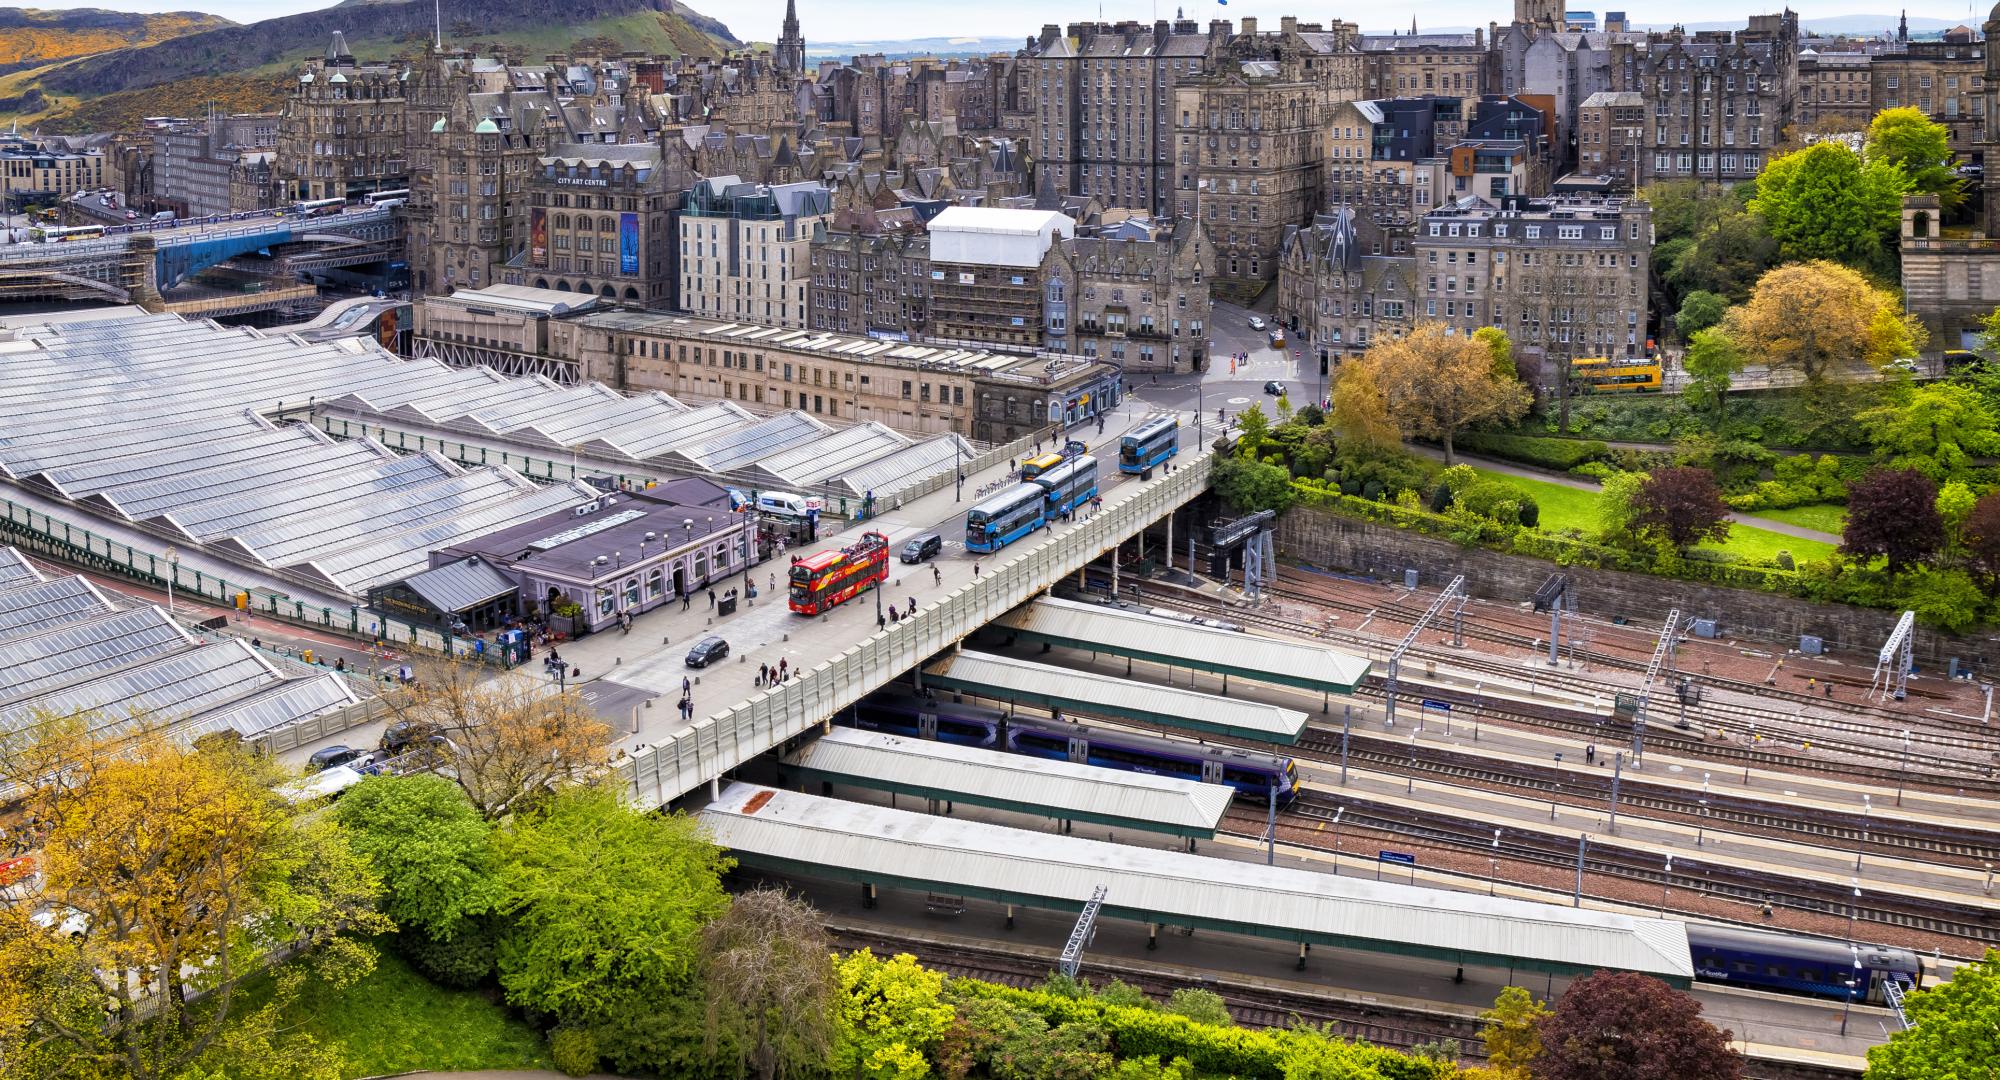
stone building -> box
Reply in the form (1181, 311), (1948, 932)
(1795, 49), (1875, 132)
(1359, 29), (1487, 104)
(1276, 208), (1418, 363)
(926, 205), (1075, 351)
(1870, 39), (1986, 151)
(0, 140), (106, 210)
(1576, 91), (1645, 189)
(275, 32), (409, 202)
(1901, 193), (2000, 348)
(1414, 193), (1652, 379)
(1171, 59), (1321, 297)
(1018, 18), (1222, 215)
(512, 143), (686, 308)
(807, 207), (933, 339)
(678, 175), (832, 328)
(1488, 23), (1644, 166)
(1633, 14), (1798, 187)
(152, 114), (278, 217)
(1067, 214), (1213, 373)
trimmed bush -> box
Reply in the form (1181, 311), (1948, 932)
(550, 1027), (599, 1078)
(1455, 432), (1611, 471)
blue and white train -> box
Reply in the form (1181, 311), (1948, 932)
(842, 689), (1299, 802)
(1119, 415), (1180, 474)
(1685, 923), (1922, 1004)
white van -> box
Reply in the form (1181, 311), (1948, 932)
(756, 491), (812, 517)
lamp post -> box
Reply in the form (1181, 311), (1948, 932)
(163, 545), (178, 614)
(1896, 729), (1912, 806)
(1840, 953), (1863, 1036)
(1660, 855), (1673, 915)
(1847, 879), (1861, 944)
(1490, 828), (1503, 895)
(1697, 799), (1708, 846)
(1329, 806), (1344, 875)
(1857, 794), (1871, 872)
(1550, 782), (1561, 821)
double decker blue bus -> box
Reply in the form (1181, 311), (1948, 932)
(1030, 455), (1098, 516)
(965, 483), (1048, 553)
(1119, 415), (1180, 474)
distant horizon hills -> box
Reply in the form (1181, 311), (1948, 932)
(807, 13), (1973, 56)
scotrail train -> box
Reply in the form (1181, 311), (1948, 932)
(843, 689), (1299, 802)
(963, 455), (1103, 553)
(1120, 415), (1180, 473)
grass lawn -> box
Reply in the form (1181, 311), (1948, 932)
(245, 943), (550, 1076)
(1468, 468), (1838, 565)
(1746, 503), (1847, 536)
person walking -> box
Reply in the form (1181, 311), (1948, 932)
(620, 611), (631, 634)
(707, 588), (716, 609)
(973, 562), (981, 578)
(682, 675), (692, 696)
(932, 565), (941, 586)
(759, 662), (770, 686)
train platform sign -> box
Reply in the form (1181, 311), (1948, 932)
(1420, 698), (1452, 712)
(1377, 851), (1417, 865)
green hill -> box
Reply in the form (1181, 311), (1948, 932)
(6, 0), (737, 131)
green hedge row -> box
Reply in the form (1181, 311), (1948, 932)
(1452, 432), (1611, 471)
(949, 980), (1456, 1080)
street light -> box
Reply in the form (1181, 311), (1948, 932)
(1329, 806), (1344, 876)
(1550, 782), (1561, 821)
(1896, 729), (1912, 806)
(1847, 879), (1861, 944)
(1697, 799), (1708, 846)
(1857, 794), (1871, 872)
(1490, 828), (1503, 895)
(1840, 952), (1863, 1036)
(1661, 855), (1673, 915)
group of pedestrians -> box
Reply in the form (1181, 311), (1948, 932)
(756, 658), (792, 687)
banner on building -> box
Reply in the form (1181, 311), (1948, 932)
(530, 208), (547, 264)
(619, 212), (640, 275)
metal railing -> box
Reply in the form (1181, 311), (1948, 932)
(614, 447), (1214, 804)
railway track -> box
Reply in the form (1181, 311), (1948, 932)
(1124, 581), (2000, 792)
(1254, 791), (1998, 948)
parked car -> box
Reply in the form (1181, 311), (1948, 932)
(1248, 316), (1267, 331)
(306, 745), (366, 772)
(900, 532), (943, 563)
(686, 635), (730, 668)
(1887, 357), (1920, 373)
(380, 720), (440, 754)
(1263, 380), (1286, 395)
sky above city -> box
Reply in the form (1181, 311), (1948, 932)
(20, 0), (1982, 40)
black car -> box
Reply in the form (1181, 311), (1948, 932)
(307, 745), (367, 772)
(1263, 380), (1285, 395)
(685, 635), (730, 668)
(900, 532), (943, 563)
(380, 720), (441, 754)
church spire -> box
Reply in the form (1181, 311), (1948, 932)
(776, 0), (805, 73)
(1897, 9), (1908, 43)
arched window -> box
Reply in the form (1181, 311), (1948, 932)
(1911, 210), (1931, 239)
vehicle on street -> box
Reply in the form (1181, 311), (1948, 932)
(685, 635), (730, 668)
(1118, 415), (1180, 474)
(790, 531), (890, 615)
(900, 532), (943, 563)
(1267, 328), (1286, 349)
(380, 720), (440, 754)
(306, 745), (366, 771)
(1887, 357), (1920, 373)
(1263, 380), (1285, 395)
(1248, 316), (1266, 331)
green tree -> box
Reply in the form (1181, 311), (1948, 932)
(1856, 382), (2000, 480)
(1937, 480), (1978, 548)
(1674, 291), (1728, 338)
(1478, 986), (1548, 1077)
(1680, 326), (1745, 428)
(833, 951), (954, 1080)
(1662, 206), (1779, 304)
(1234, 402), (1271, 458)
(1866, 106), (1963, 212)
(1596, 470), (1650, 543)
(1749, 142), (1912, 275)
(491, 785), (732, 1024)
(1473, 325), (1518, 381)
(1212, 455), (1296, 514)
(333, 774), (498, 940)
(700, 886), (839, 1080)
(1164, 988), (1232, 1026)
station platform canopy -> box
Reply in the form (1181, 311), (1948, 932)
(923, 650), (1308, 744)
(991, 597), (1371, 698)
(700, 783), (1695, 984)
(780, 727), (1235, 839)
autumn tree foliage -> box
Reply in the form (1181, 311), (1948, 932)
(0, 726), (387, 1080)
(1530, 971), (1742, 1080)
(1351, 322), (1531, 463)
(1631, 467), (1732, 552)
(1842, 468), (1946, 573)
(387, 660), (610, 818)
(1726, 261), (1926, 385)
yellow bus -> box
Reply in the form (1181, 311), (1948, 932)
(1019, 453), (1065, 479)
(1571, 356), (1662, 393)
